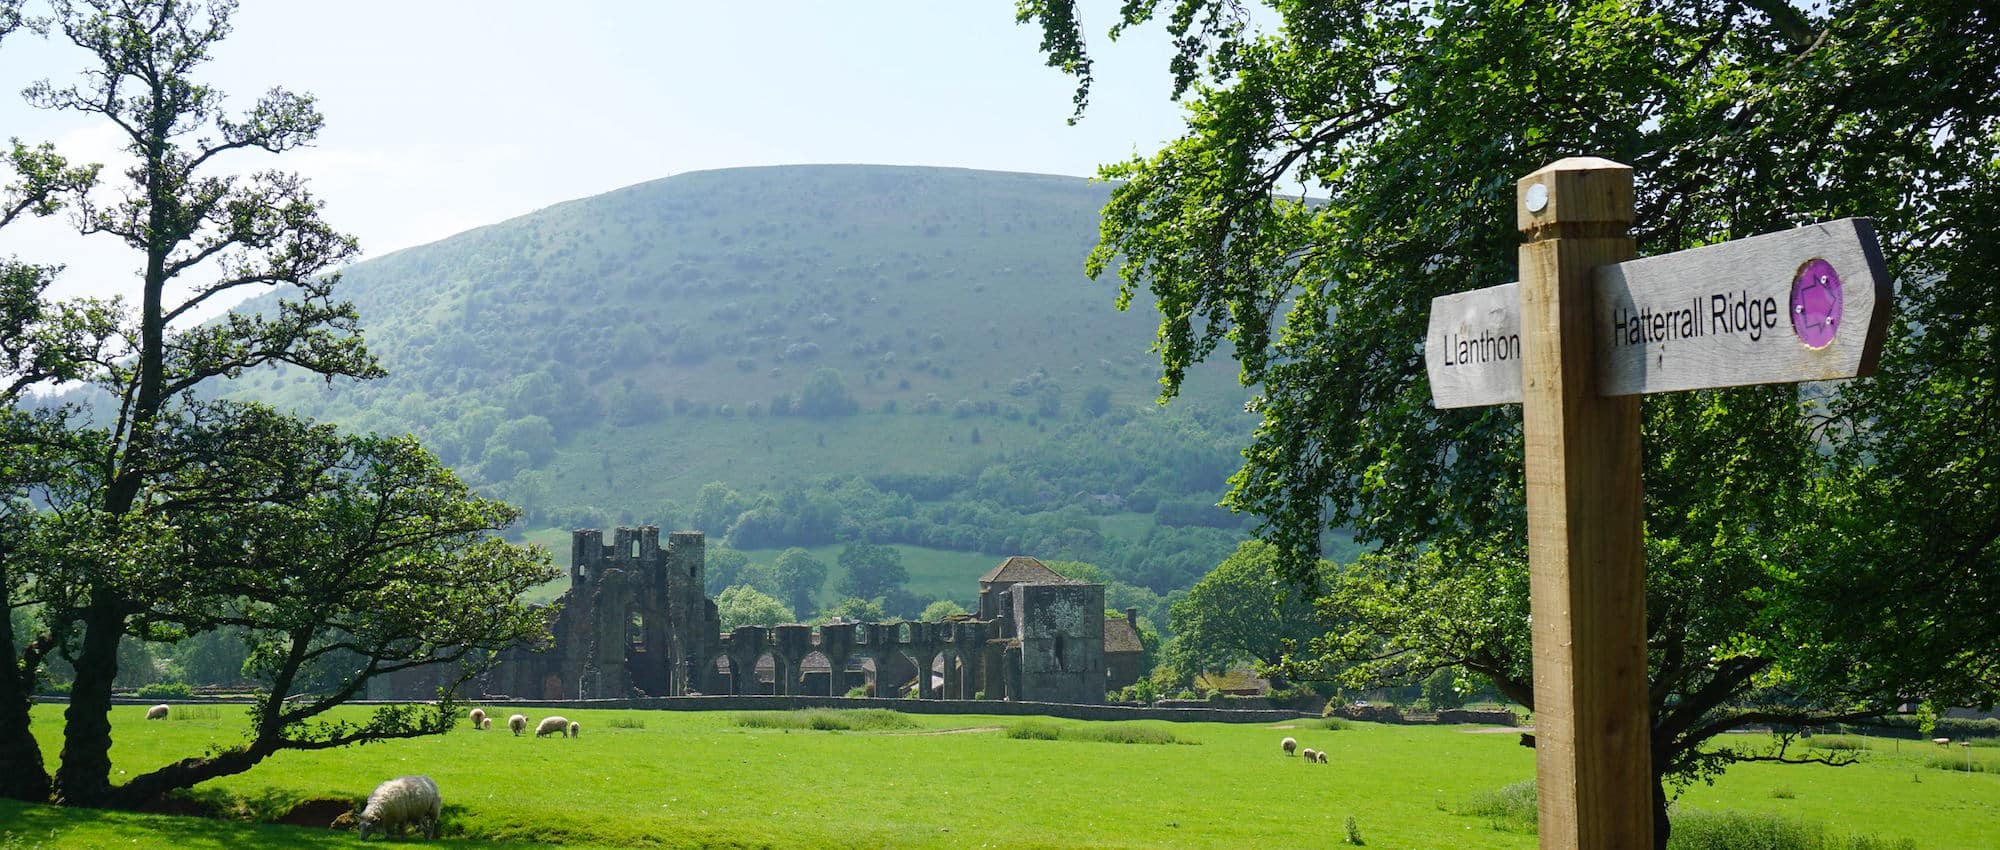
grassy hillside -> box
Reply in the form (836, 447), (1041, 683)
(227, 165), (1241, 501)
(210, 165), (1269, 612)
(13, 704), (1984, 849)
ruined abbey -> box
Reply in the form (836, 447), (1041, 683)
(373, 527), (1143, 704)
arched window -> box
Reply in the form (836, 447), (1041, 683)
(628, 609), (649, 652)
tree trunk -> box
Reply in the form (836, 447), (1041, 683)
(107, 745), (267, 809)
(52, 602), (121, 806)
(0, 572), (51, 802)
(1652, 777), (1671, 850)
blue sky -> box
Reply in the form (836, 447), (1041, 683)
(0, 1), (1201, 314)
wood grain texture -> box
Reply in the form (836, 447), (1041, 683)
(1592, 217), (1892, 395)
(1517, 159), (1653, 850)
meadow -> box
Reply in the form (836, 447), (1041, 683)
(5, 705), (1995, 849)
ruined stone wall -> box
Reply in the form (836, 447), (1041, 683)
(1011, 582), (1106, 704)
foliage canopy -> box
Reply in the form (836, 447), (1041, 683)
(1023, 0), (2000, 843)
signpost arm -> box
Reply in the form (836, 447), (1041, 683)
(1517, 158), (1654, 849)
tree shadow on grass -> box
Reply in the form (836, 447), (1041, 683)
(0, 799), (560, 848)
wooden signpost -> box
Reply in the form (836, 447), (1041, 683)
(1424, 158), (1892, 849)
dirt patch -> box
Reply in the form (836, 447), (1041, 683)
(136, 794), (223, 819)
(275, 797), (353, 829)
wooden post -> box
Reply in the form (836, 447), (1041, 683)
(1517, 158), (1653, 848)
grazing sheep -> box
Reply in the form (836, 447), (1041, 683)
(1281, 736), (1298, 756)
(1934, 737), (1952, 747)
(568, 720), (579, 737)
(479, 717), (491, 731)
(1315, 750), (1329, 764)
(1300, 747), (1319, 762)
(508, 714), (527, 736)
(467, 708), (486, 729)
(535, 715), (571, 738)
(145, 704), (169, 721)
(356, 775), (441, 840)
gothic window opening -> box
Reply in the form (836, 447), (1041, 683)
(628, 609), (649, 652)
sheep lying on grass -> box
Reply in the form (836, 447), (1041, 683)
(568, 720), (579, 737)
(1300, 747), (1319, 762)
(1281, 736), (1297, 756)
(468, 708), (486, 729)
(536, 715), (572, 738)
(357, 775), (441, 840)
(145, 704), (169, 720)
(508, 714), (527, 736)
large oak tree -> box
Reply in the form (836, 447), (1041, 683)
(1, 0), (554, 809)
(1021, 1), (1999, 845)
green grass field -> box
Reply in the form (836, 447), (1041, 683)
(8, 706), (1996, 849)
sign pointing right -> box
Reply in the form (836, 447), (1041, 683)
(1426, 217), (1893, 409)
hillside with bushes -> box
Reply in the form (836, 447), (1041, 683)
(206, 165), (1286, 617)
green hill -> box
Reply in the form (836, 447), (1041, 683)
(221, 165), (1262, 613)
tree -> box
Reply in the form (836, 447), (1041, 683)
(836, 542), (906, 601)
(817, 596), (886, 625)
(717, 585), (794, 630)
(1023, 2), (2000, 844)
(797, 368), (859, 418)
(772, 548), (828, 618)
(0, 0), (571, 810)
(70, 423), (553, 806)
(0, 65), (108, 800)
(919, 599), (967, 621)
(1163, 541), (1328, 682)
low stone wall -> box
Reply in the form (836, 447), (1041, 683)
(444, 695), (1311, 724)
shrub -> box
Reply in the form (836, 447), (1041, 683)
(1003, 720), (1192, 745)
(1005, 721), (1062, 741)
(606, 716), (646, 729)
(845, 686), (869, 698)
(733, 709), (918, 732)
(1809, 735), (1871, 751)
(134, 682), (193, 700)
(170, 706), (220, 721)
(1922, 752), (1990, 773)
(1456, 780), (1538, 831)
(1665, 810), (1915, 850)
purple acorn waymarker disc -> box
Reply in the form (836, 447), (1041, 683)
(1790, 258), (1842, 350)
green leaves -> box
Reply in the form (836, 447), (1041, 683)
(1033, 0), (2000, 800)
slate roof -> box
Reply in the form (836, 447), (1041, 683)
(978, 555), (1066, 585)
(1103, 615), (1144, 654)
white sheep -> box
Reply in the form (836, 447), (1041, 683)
(479, 717), (491, 731)
(145, 704), (169, 721)
(568, 720), (579, 737)
(1300, 747), (1319, 762)
(467, 707), (486, 729)
(535, 715), (571, 738)
(1281, 736), (1297, 756)
(356, 774), (441, 840)
(1314, 750), (1329, 764)
(508, 714), (527, 736)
